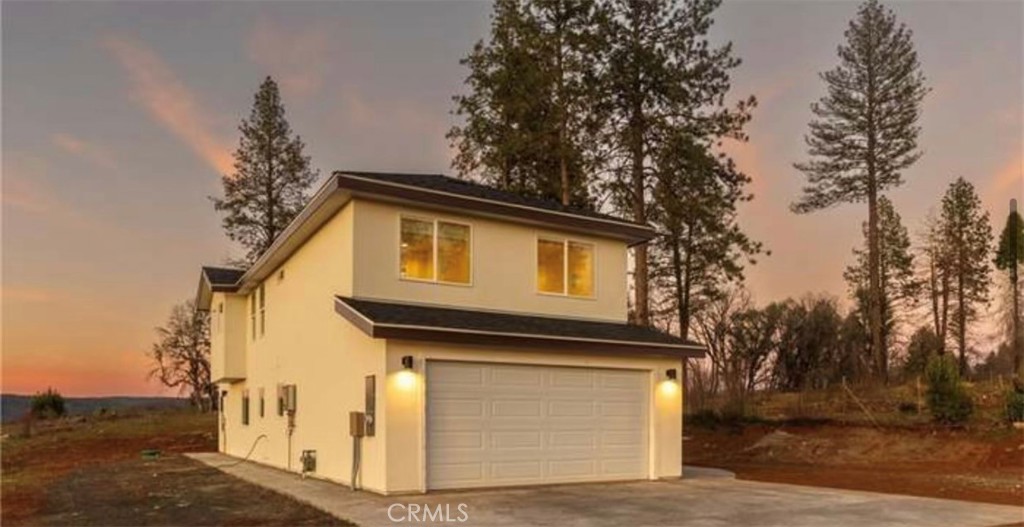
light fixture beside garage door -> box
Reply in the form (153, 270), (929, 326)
(396, 355), (417, 390)
(659, 368), (680, 396)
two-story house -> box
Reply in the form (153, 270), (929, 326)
(196, 171), (705, 494)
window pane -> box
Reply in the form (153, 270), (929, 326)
(568, 242), (594, 297)
(400, 218), (434, 280)
(438, 222), (471, 283)
(537, 239), (565, 294)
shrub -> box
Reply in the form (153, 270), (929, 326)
(30, 388), (66, 419)
(897, 401), (918, 415)
(1005, 388), (1024, 423)
(925, 356), (973, 424)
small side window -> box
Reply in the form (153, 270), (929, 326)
(242, 390), (250, 426)
(258, 284), (266, 337)
(258, 387), (265, 418)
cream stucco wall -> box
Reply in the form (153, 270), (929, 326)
(351, 199), (629, 322)
(211, 293), (247, 382)
(212, 197), (685, 495)
(217, 204), (395, 493)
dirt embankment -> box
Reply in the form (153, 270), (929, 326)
(686, 422), (1024, 505)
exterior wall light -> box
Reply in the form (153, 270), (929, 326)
(401, 355), (414, 370)
(666, 368), (678, 381)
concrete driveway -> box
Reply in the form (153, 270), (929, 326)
(190, 453), (1023, 527)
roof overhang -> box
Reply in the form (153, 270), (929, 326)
(334, 296), (705, 359)
(196, 267), (244, 311)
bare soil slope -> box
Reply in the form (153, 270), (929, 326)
(686, 421), (1024, 506)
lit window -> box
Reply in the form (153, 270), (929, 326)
(400, 218), (434, 280)
(400, 217), (471, 284)
(537, 238), (594, 297)
(568, 241), (594, 296)
(438, 222), (471, 283)
(537, 239), (565, 294)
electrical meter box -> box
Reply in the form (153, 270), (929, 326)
(349, 411), (365, 437)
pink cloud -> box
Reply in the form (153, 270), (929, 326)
(246, 18), (331, 99)
(101, 35), (233, 176)
(51, 133), (116, 170)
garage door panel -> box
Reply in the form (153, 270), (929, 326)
(491, 398), (542, 417)
(549, 430), (597, 448)
(430, 363), (486, 386)
(431, 398), (485, 418)
(428, 361), (649, 490)
(491, 461), (543, 481)
(548, 400), (595, 417)
(549, 370), (595, 388)
(490, 365), (544, 386)
(490, 430), (542, 449)
(549, 459), (597, 477)
(431, 462), (484, 483)
(431, 431), (484, 450)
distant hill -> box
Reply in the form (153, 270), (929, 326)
(1, 394), (191, 422)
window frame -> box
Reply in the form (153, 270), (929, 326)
(241, 390), (250, 426)
(258, 284), (266, 337)
(249, 293), (256, 340)
(258, 387), (265, 418)
(535, 235), (597, 299)
(398, 214), (473, 287)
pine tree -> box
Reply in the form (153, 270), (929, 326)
(938, 177), (994, 376)
(213, 77), (319, 265)
(994, 200), (1024, 378)
(920, 212), (952, 354)
(601, 0), (755, 326)
(651, 131), (761, 340)
(843, 196), (918, 376)
(449, 0), (603, 208)
(793, 0), (928, 381)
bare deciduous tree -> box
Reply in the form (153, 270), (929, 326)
(149, 300), (216, 411)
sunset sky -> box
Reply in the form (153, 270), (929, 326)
(2, 1), (1021, 396)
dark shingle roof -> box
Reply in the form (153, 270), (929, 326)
(202, 266), (245, 289)
(338, 171), (642, 227)
(335, 296), (704, 357)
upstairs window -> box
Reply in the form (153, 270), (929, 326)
(400, 216), (471, 285)
(537, 238), (594, 297)
(258, 284), (266, 337)
(250, 293), (256, 340)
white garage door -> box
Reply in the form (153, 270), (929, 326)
(426, 361), (649, 490)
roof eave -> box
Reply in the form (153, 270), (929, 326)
(336, 172), (657, 245)
(333, 297), (705, 359)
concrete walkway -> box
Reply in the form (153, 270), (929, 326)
(189, 453), (1023, 527)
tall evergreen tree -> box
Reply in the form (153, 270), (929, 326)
(994, 200), (1024, 378)
(651, 132), (761, 340)
(793, 0), (928, 381)
(843, 195), (918, 376)
(213, 77), (318, 265)
(920, 212), (952, 353)
(938, 177), (994, 375)
(449, 0), (603, 207)
(601, 0), (755, 326)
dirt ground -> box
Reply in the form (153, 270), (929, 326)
(1, 410), (349, 526)
(685, 420), (1024, 506)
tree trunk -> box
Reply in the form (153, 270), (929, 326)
(628, 5), (649, 326)
(956, 241), (968, 376)
(863, 30), (886, 382)
(555, 2), (570, 207)
(1013, 213), (1022, 379)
